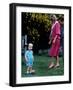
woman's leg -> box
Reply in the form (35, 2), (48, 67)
(49, 57), (55, 68)
(54, 56), (60, 67)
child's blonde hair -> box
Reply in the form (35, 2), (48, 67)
(28, 43), (33, 47)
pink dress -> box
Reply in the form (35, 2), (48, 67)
(49, 21), (61, 57)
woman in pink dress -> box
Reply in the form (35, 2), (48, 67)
(48, 15), (61, 68)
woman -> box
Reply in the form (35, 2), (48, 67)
(48, 15), (61, 68)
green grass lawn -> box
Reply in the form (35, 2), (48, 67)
(21, 54), (64, 77)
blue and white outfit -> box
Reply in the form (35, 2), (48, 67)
(25, 50), (34, 67)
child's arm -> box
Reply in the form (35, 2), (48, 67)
(25, 51), (28, 62)
(25, 55), (28, 62)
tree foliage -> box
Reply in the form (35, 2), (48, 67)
(22, 13), (51, 43)
(22, 13), (64, 51)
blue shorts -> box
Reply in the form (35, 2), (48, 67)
(26, 59), (33, 67)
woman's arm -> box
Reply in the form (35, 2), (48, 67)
(48, 39), (52, 45)
(48, 34), (52, 45)
(53, 35), (57, 44)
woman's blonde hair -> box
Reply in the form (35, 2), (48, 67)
(52, 15), (57, 20)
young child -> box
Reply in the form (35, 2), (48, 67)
(25, 43), (35, 74)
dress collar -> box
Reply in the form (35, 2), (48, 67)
(51, 21), (58, 30)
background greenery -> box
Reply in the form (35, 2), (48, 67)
(21, 54), (64, 77)
(21, 13), (64, 77)
(22, 13), (63, 53)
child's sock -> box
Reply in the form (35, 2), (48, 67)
(26, 70), (30, 74)
(30, 69), (35, 73)
(27, 67), (30, 74)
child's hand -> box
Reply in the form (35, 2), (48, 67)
(25, 57), (28, 62)
(26, 59), (28, 62)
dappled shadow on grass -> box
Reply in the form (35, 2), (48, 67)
(21, 54), (64, 77)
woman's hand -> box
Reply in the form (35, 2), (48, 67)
(53, 35), (57, 44)
(53, 39), (56, 44)
(48, 40), (51, 45)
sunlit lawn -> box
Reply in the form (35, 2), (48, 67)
(21, 54), (64, 77)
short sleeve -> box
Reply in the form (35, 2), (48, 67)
(55, 22), (60, 35)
